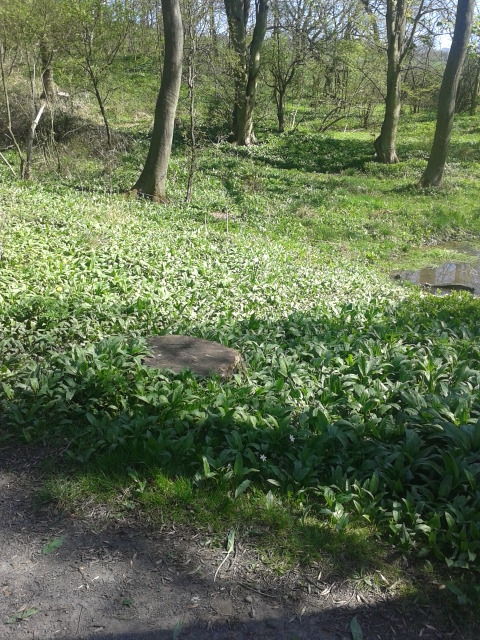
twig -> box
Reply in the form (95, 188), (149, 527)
(0, 151), (16, 176)
(213, 550), (232, 582)
(76, 604), (84, 635)
(238, 581), (280, 599)
(214, 528), (235, 582)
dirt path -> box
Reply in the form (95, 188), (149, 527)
(0, 447), (472, 640)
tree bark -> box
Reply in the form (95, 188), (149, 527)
(24, 99), (47, 180)
(419, 0), (475, 188)
(131, 0), (183, 202)
(89, 72), (113, 149)
(0, 43), (25, 177)
(276, 88), (285, 132)
(224, 0), (269, 145)
(374, 0), (407, 164)
(374, 68), (402, 163)
(40, 40), (56, 102)
(185, 1), (197, 203)
(470, 55), (480, 116)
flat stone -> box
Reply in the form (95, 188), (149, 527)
(143, 335), (242, 379)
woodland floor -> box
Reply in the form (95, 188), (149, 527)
(0, 446), (474, 640)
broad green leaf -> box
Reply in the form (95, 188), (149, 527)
(5, 608), (39, 624)
(350, 616), (363, 640)
(234, 479), (251, 499)
(42, 535), (66, 555)
(226, 528), (235, 553)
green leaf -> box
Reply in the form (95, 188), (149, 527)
(5, 608), (39, 624)
(369, 471), (379, 494)
(226, 528), (235, 553)
(350, 616), (364, 640)
(42, 535), (66, 555)
(85, 412), (98, 426)
(202, 456), (211, 477)
(445, 582), (469, 605)
(234, 452), (244, 477)
(172, 621), (184, 640)
(265, 490), (275, 509)
(234, 479), (251, 499)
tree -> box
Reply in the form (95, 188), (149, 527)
(265, 0), (325, 133)
(182, 0), (210, 201)
(374, 0), (438, 164)
(0, 0), (63, 178)
(60, 0), (133, 149)
(130, 0), (183, 202)
(224, 0), (269, 145)
(457, 18), (480, 115)
(419, 0), (475, 187)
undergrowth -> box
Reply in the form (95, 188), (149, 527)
(1, 115), (480, 612)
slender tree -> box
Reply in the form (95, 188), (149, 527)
(224, 0), (269, 145)
(60, 0), (132, 149)
(374, 0), (431, 164)
(130, 0), (183, 201)
(183, 0), (209, 202)
(419, 0), (475, 187)
(471, 53), (480, 115)
(265, 0), (325, 133)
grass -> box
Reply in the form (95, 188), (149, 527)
(1, 105), (480, 629)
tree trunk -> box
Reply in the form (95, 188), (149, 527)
(24, 99), (47, 180)
(374, 0), (406, 164)
(185, 3), (197, 203)
(131, 0), (183, 202)
(224, 0), (269, 146)
(0, 43), (25, 177)
(419, 0), (475, 188)
(90, 73), (113, 149)
(374, 69), (402, 163)
(470, 55), (480, 116)
(275, 88), (285, 133)
(40, 40), (56, 102)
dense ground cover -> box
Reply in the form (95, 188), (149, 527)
(1, 114), (480, 617)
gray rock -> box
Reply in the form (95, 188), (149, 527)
(143, 335), (243, 379)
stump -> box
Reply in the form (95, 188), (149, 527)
(143, 335), (242, 379)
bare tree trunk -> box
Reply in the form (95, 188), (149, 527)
(419, 0), (475, 188)
(40, 40), (56, 102)
(130, 0), (183, 202)
(0, 43), (25, 177)
(470, 55), (480, 116)
(374, 67), (402, 163)
(276, 88), (285, 133)
(89, 71), (113, 149)
(224, 0), (269, 146)
(24, 99), (47, 180)
(185, 3), (197, 203)
(374, 0), (406, 164)
(209, 2), (218, 53)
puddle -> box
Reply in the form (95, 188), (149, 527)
(393, 243), (480, 295)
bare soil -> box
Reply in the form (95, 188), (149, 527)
(0, 446), (475, 640)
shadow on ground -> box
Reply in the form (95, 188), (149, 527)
(0, 448), (470, 640)
(222, 133), (374, 174)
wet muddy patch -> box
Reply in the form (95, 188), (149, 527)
(393, 243), (480, 295)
